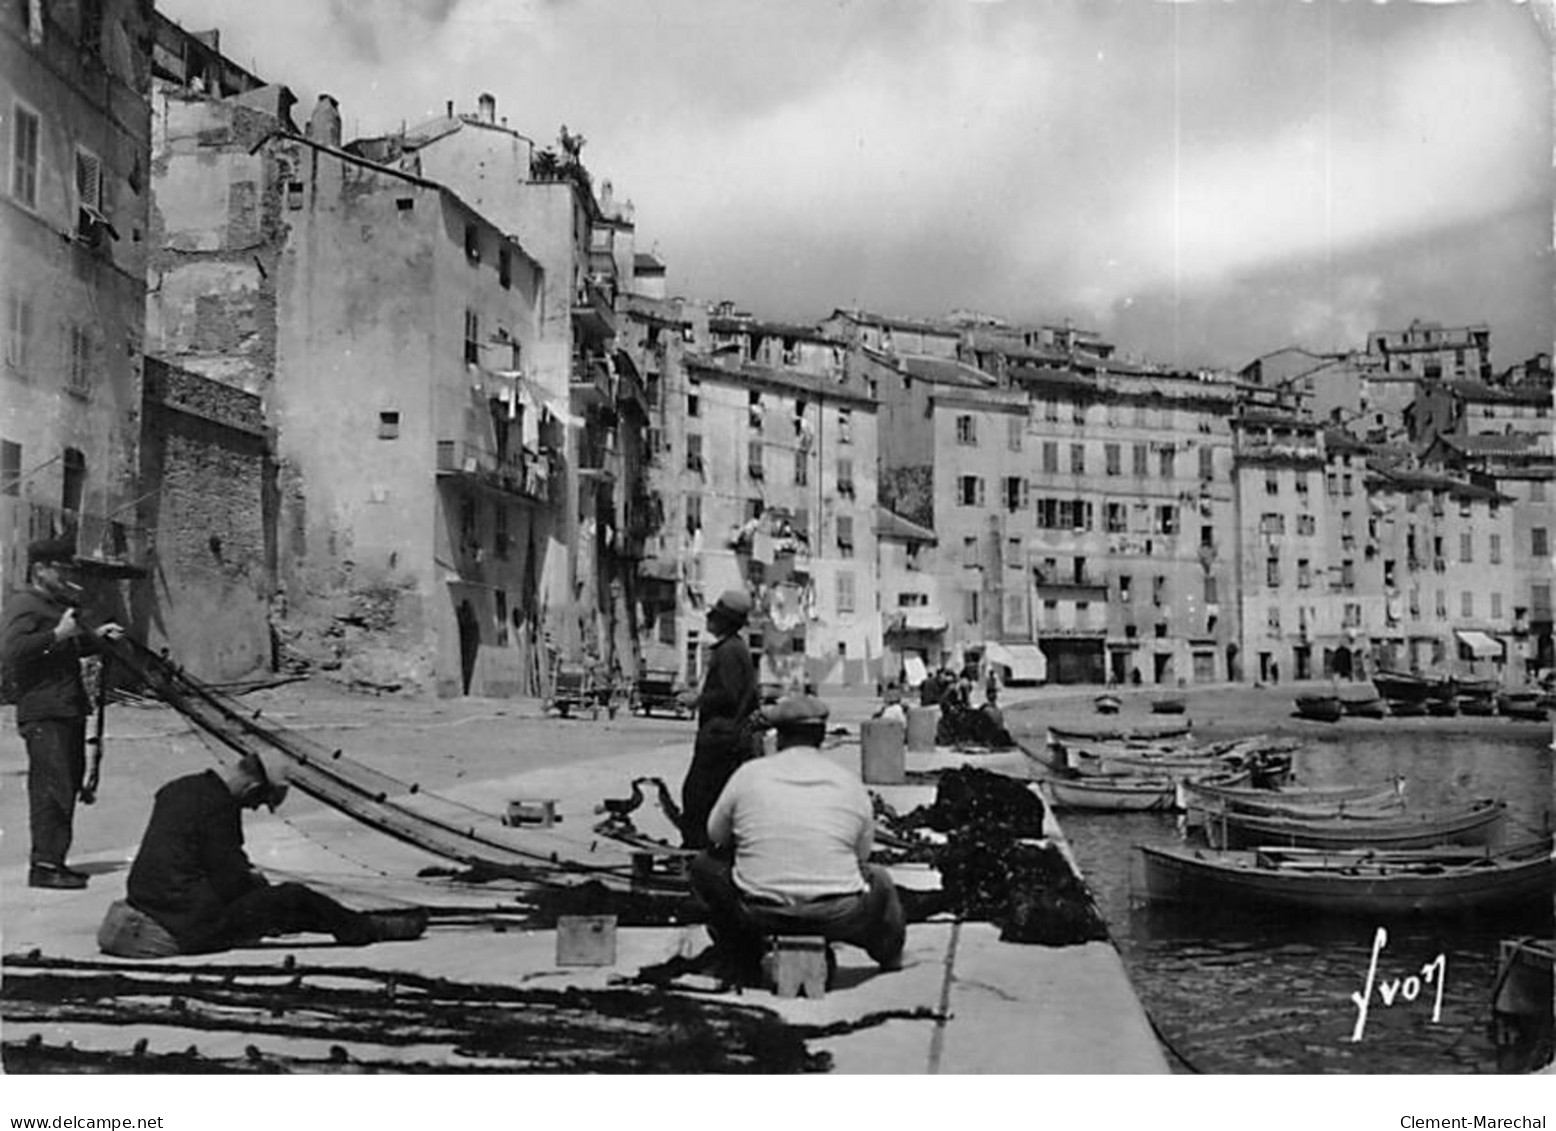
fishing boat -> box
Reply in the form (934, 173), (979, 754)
(1048, 721), (1194, 745)
(1199, 798), (1507, 851)
(1177, 777), (1406, 820)
(1373, 669), (1432, 703)
(1134, 840), (1555, 917)
(1151, 696), (1187, 715)
(1094, 693), (1122, 715)
(1499, 692), (1549, 721)
(1340, 695), (1387, 719)
(1426, 697), (1459, 717)
(1459, 694), (1498, 717)
(1388, 699), (1428, 717)
(1294, 694), (1343, 722)
(1049, 774), (1177, 812)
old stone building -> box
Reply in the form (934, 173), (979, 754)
(1, 0), (153, 597)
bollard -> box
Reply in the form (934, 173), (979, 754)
(860, 718), (907, 784)
(905, 705), (938, 752)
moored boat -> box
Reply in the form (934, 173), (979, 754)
(1094, 693), (1122, 715)
(1388, 699), (1428, 718)
(1340, 696), (1388, 719)
(1373, 669), (1431, 703)
(1151, 696), (1187, 715)
(1177, 777), (1406, 820)
(1049, 774), (1177, 812)
(1459, 695), (1498, 717)
(1199, 798), (1507, 851)
(1134, 839), (1554, 917)
(1049, 721), (1194, 745)
(1499, 692), (1549, 721)
(1294, 694), (1343, 722)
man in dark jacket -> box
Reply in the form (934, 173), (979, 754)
(110, 751), (400, 954)
(0, 539), (123, 889)
(679, 587), (759, 848)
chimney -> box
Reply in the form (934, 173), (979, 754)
(306, 94), (342, 147)
(478, 92), (496, 124)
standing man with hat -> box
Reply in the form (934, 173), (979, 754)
(0, 539), (123, 890)
(98, 748), (418, 957)
(690, 692), (906, 982)
(679, 587), (759, 848)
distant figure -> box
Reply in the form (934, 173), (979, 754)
(982, 684), (1005, 732)
(680, 589), (759, 849)
(873, 683), (907, 727)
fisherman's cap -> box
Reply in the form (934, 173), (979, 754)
(711, 588), (753, 625)
(27, 538), (76, 568)
(762, 693), (831, 730)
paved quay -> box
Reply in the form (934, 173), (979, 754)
(0, 679), (1179, 1073)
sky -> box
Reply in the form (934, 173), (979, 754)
(156, 0), (1555, 371)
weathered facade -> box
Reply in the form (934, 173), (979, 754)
(1, 0), (152, 597)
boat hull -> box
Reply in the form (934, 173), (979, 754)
(1049, 722), (1193, 745)
(1049, 776), (1177, 812)
(1179, 779), (1406, 820)
(1202, 800), (1506, 851)
(1295, 696), (1343, 722)
(1136, 842), (1555, 917)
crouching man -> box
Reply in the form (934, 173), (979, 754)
(689, 693), (905, 983)
(99, 750), (421, 958)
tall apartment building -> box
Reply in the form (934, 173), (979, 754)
(2, 0), (153, 597)
(1367, 320), (1493, 384)
(147, 80), (551, 695)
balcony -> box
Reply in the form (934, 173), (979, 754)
(571, 277), (616, 341)
(436, 440), (552, 502)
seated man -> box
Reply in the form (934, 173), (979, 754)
(872, 682), (907, 727)
(689, 693), (905, 983)
(100, 750), (417, 957)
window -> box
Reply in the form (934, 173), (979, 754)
(66, 327), (92, 398)
(793, 450), (808, 486)
(955, 414), (977, 445)
(836, 515), (854, 558)
(963, 590), (980, 625)
(464, 223), (480, 263)
(463, 309), (480, 364)
(1342, 474), (1354, 496)
(838, 406), (852, 444)
(1007, 416), (1023, 452)
(1072, 401), (1086, 425)
(1008, 537), (1023, 568)
(1534, 528), (1549, 558)
(1260, 513), (1285, 536)
(1490, 534), (1502, 565)
(1152, 575), (1166, 606)
(1265, 472), (1279, 496)
(1296, 514), (1315, 536)
(1118, 574), (1132, 600)
(11, 104), (39, 208)
(1105, 443), (1121, 475)
(1294, 472), (1309, 497)
(1044, 398), (1058, 422)
(1203, 575), (1218, 604)
(1201, 524), (1214, 548)
(1070, 444), (1086, 474)
(1004, 476), (1028, 512)
(1133, 443), (1148, 477)
(1341, 560), (1355, 589)
(498, 247), (512, 289)
(1199, 446), (1215, 481)
(836, 571), (856, 614)
(687, 393), (700, 417)
(75, 146), (102, 225)
(1459, 532), (1472, 563)
(494, 506), (509, 559)
(747, 441), (764, 480)
(1158, 447), (1175, 479)
(1491, 592), (1503, 620)
(1041, 441), (1059, 474)
(1535, 584), (1552, 616)
(5, 292), (33, 372)
(1266, 555), (1280, 587)
(958, 475), (985, 507)
(378, 411), (400, 440)
(1267, 606), (1281, 632)
(1533, 481), (1547, 503)
(1, 439), (19, 496)
(1461, 591), (1474, 618)
(962, 536), (980, 569)
(837, 457), (855, 496)
(685, 433), (703, 473)
(1157, 505), (1178, 535)
(1297, 559), (1311, 588)
(1106, 502), (1127, 532)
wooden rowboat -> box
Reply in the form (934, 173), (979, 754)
(1294, 694), (1344, 722)
(1151, 696), (1187, 715)
(1200, 798), (1507, 851)
(1049, 768), (1251, 813)
(1094, 693), (1123, 715)
(1177, 778), (1406, 820)
(1048, 721), (1194, 745)
(1134, 840), (1555, 917)
(1499, 692), (1549, 722)
(1340, 696), (1387, 719)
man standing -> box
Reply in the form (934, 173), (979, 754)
(679, 588), (759, 848)
(99, 750), (419, 956)
(0, 539), (123, 889)
(690, 693), (906, 982)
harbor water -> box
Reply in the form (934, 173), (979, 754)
(1017, 721), (1553, 1073)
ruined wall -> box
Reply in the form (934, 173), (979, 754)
(136, 359), (273, 680)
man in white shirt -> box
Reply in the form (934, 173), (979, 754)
(689, 693), (905, 983)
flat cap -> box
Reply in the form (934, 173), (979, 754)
(762, 693), (830, 729)
(711, 588), (753, 624)
(27, 538), (76, 567)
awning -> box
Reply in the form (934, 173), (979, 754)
(1454, 630), (1503, 659)
(984, 641), (1047, 684)
(902, 609), (947, 632)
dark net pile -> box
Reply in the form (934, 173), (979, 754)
(897, 766), (1109, 947)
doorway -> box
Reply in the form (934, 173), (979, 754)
(457, 599), (479, 695)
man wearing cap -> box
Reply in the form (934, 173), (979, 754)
(102, 751), (395, 956)
(679, 587), (759, 848)
(0, 539), (123, 890)
(690, 693), (906, 982)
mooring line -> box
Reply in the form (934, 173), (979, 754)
(925, 919), (961, 1074)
